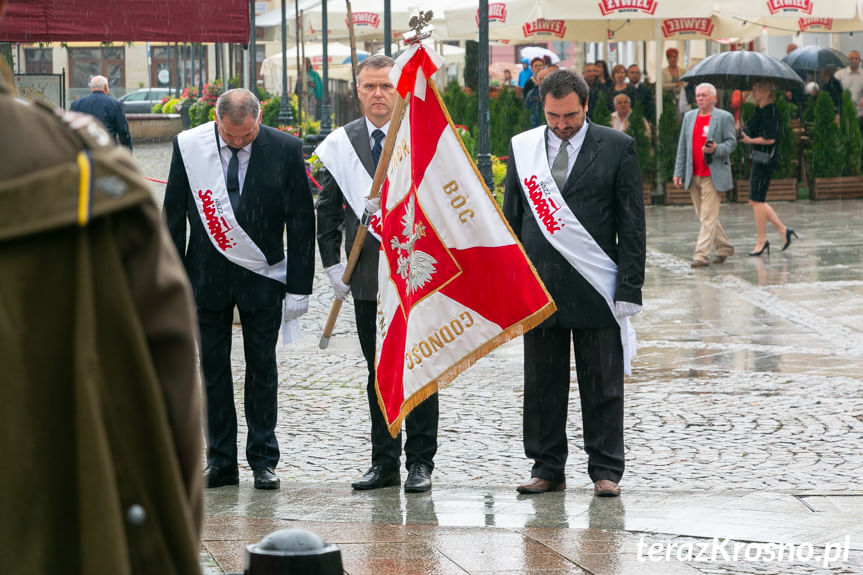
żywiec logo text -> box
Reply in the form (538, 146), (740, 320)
(524, 175), (564, 234)
(798, 17), (832, 31)
(662, 18), (714, 37)
(198, 189), (236, 251)
(350, 12), (380, 28)
(476, 3), (507, 25)
(766, 0), (812, 14)
(598, 0), (658, 16)
(522, 19), (567, 39)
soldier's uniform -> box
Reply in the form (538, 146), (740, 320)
(0, 65), (203, 574)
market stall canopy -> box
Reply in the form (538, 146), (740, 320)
(256, 0), (412, 41)
(0, 0), (250, 42)
(715, 0), (863, 35)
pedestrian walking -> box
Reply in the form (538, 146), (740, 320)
(673, 83), (737, 268)
(70, 74), (133, 150)
(740, 80), (797, 256)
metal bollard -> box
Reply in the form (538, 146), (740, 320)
(243, 528), (343, 575)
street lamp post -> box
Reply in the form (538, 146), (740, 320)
(279, 0), (294, 127)
(477, 0), (493, 191)
(319, 0), (332, 137)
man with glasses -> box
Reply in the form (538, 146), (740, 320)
(316, 54), (439, 493)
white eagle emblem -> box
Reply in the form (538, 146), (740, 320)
(389, 194), (437, 294)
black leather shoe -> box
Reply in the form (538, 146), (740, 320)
(351, 465), (400, 490)
(253, 467), (280, 490)
(404, 463), (432, 493)
(204, 465), (239, 488)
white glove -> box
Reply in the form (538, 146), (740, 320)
(615, 301), (642, 318)
(365, 196), (381, 215)
(325, 263), (351, 300)
(283, 294), (310, 321)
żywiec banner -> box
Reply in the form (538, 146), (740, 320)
(375, 44), (555, 436)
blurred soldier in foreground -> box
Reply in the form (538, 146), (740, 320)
(0, 0), (204, 568)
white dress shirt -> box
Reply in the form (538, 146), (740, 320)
(217, 134), (252, 194)
(546, 122), (588, 184)
(364, 117), (391, 151)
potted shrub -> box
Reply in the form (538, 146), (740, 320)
(591, 93), (611, 128)
(625, 101), (654, 206)
(808, 90), (857, 199)
(657, 92), (685, 204)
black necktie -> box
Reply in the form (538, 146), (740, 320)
(371, 129), (385, 167)
(227, 146), (240, 211)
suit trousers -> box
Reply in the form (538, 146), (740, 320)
(523, 324), (625, 483)
(689, 175), (734, 263)
(198, 303), (282, 471)
(354, 299), (438, 472)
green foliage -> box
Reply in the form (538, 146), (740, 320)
(152, 102), (163, 114)
(188, 99), (210, 127)
(731, 101), (756, 180)
(807, 91), (844, 178)
(228, 75), (243, 89)
(454, 125), (476, 158)
(491, 157), (507, 199)
(656, 92), (681, 182)
(464, 41), (478, 93)
(802, 94), (817, 123)
(591, 92), (611, 128)
(260, 95), (300, 129)
(839, 89), (862, 176)
(160, 98), (184, 114)
(774, 95), (797, 180)
(1, 43), (13, 72)
(626, 101), (653, 183)
(489, 88), (530, 156)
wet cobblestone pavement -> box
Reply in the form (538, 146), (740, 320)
(133, 142), (863, 574)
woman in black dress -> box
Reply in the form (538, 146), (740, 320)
(741, 80), (797, 256)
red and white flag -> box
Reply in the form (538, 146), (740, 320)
(375, 43), (555, 436)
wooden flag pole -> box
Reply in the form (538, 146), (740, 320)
(319, 93), (409, 349)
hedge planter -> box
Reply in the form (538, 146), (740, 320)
(735, 179), (797, 202)
(811, 176), (863, 200)
(643, 183), (652, 206)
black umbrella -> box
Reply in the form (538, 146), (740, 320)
(782, 46), (850, 76)
(681, 50), (804, 92)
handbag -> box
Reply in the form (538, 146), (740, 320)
(751, 147), (774, 165)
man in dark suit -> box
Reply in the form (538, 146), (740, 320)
(163, 88), (315, 490)
(70, 75), (133, 150)
(503, 69), (645, 498)
(627, 64), (655, 124)
(316, 54), (439, 493)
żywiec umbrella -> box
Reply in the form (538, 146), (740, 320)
(681, 51), (804, 91)
(782, 46), (851, 75)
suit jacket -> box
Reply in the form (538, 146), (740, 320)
(163, 124), (315, 310)
(503, 122), (646, 330)
(674, 106), (737, 192)
(316, 117), (380, 302)
(70, 91), (133, 150)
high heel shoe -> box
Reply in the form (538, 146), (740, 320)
(782, 228), (798, 251)
(748, 240), (770, 257)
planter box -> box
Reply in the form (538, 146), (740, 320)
(643, 183), (652, 206)
(127, 113), (182, 142)
(811, 176), (863, 200)
(735, 179), (797, 202)
(663, 182), (729, 205)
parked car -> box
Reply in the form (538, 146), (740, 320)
(119, 88), (172, 113)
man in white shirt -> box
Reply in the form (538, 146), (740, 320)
(835, 50), (863, 128)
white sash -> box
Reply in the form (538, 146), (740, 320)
(314, 125), (383, 241)
(512, 126), (636, 375)
(177, 122), (286, 285)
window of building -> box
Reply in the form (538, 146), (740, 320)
(68, 46), (125, 90)
(24, 48), (52, 74)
